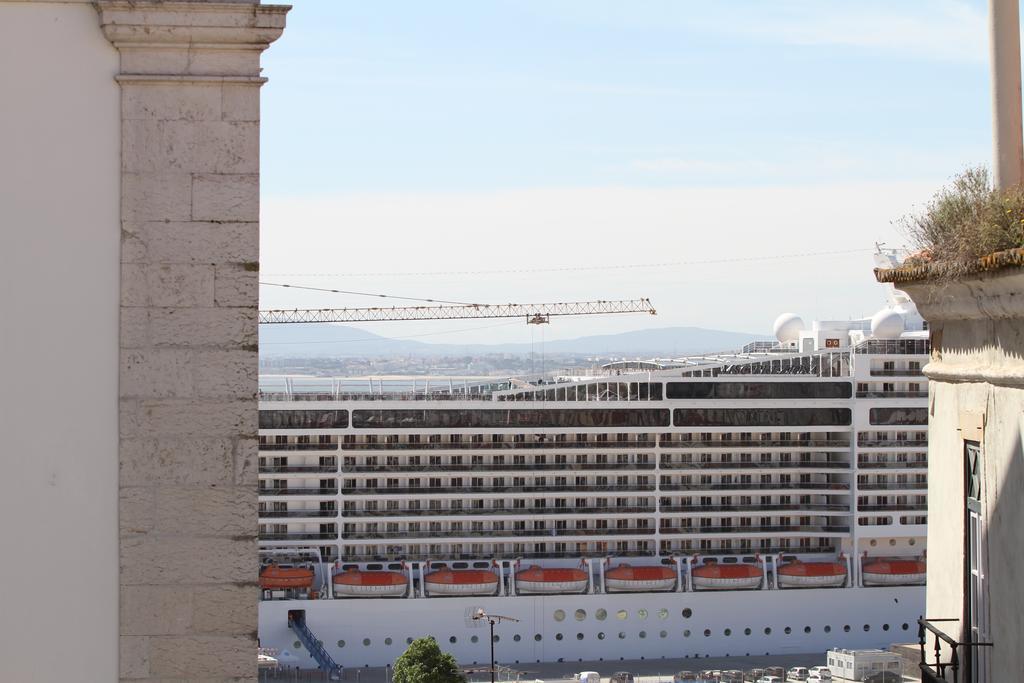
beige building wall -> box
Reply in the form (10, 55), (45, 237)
(0, 2), (121, 680)
(1, 2), (288, 681)
(896, 269), (1024, 682)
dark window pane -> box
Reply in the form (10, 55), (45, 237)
(665, 381), (851, 400)
(259, 410), (349, 429)
(351, 409), (670, 429)
(672, 408), (851, 427)
(868, 407), (929, 425)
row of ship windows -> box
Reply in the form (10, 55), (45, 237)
(328, 623), (913, 649)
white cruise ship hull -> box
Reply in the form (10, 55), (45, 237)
(259, 586), (925, 669)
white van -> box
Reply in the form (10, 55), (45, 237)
(577, 671), (601, 683)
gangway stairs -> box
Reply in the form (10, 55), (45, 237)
(288, 611), (342, 680)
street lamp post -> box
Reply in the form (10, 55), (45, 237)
(471, 609), (519, 683)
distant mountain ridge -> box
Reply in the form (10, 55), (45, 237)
(259, 324), (764, 358)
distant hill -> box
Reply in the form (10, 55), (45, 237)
(259, 324), (763, 358)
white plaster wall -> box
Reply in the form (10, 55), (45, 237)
(0, 2), (119, 680)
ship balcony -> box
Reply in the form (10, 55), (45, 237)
(340, 527), (656, 540)
(856, 503), (927, 512)
(259, 509), (339, 519)
(340, 462), (656, 473)
(659, 439), (850, 450)
(659, 461), (849, 471)
(339, 439), (658, 451)
(857, 440), (928, 448)
(855, 390), (929, 399)
(869, 369), (925, 377)
(339, 483), (655, 496)
(660, 503), (850, 515)
(258, 532), (337, 541)
(259, 464), (338, 474)
(259, 443), (340, 452)
(658, 482), (850, 493)
(857, 481), (927, 491)
(341, 505), (656, 518)
(857, 459), (927, 470)
(259, 486), (339, 496)
(658, 524), (851, 536)
(336, 546), (839, 562)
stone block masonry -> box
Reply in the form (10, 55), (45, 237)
(95, 2), (289, 681)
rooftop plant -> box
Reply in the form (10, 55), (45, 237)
(900, 166), (1024, 270)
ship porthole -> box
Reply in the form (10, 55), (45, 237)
(596, 609), (608, 621)
(576, 633), (584, 641)
(385, 638), (393, 646)
(616, 610), (628, 620)
(639, 631), (647, 639)
(513, 635), (522, 642)
(683, 630), (691, 638)
(682, 608), (692, 619)
(337, 640), (345, 648)
(406, 637), (414, 645)
(902, 623), (910, 631)
(659, 631), (667, 639)
(657, 608), (669, 620)
(554, 609), (566, 622)
(555, 633), (563, 641)
(824, 626), (831, 634)
(803, 626), (811, 634)
(363, 639), (371, 646)
(294, 641), (302, 649)
(724, 629), (731, 637)
(703, 629), (711, 637)
(863, 625), (871, 632)
(449, 637), (456, 644)
(617, 632), (626, 640)
(637, 609), (648, 620)
(843, 625), (851, 633)
(883, 624), (890, 631)
(744, 628), (751, 636)
(471, 636), (478, 644)
(534, 634), (542, 642)
(597, 632), (605, 640)
(763, 628), (771, 635)
(574, 609), (586, 621)
(784, 627), (792, 635)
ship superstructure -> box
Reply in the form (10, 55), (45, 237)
(256, 299), (929, 669)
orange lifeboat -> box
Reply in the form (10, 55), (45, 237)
(605, 564), (676, 592)
(333, 569), (408, 598)
(425, 569), (499, 596)
(515, 565), (588, 594)
(260, 563), (314, 590)
(777, 560), (848, 588)
(692, 563), (762, 590)
(862, 559), (926, 586)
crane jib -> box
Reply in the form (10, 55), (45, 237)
(258, 299), (657, 324)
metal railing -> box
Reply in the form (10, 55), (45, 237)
(871, 369), (925, 376)
(856, 391), (929, 398)
(858, 481), (927, 491)
(288, 613), (342, 680)
(342, 505), (656, 517)
(660, 503), (848, 513)
(341, 527), (655, 540)
(341, 462), (656, 473)
(660, 461), (849, 470)
(259, 509), (339, 518)
(918, 617), (993, 683)
(858, 440), (928, 447)
(259, 443), (339, 452)
(259, 465), (338, 474)
(659, 482), (850, 492)
(340, 440), (657, 451)
(659, 524), (850, 535)
(337, 545), (838, 562)
(259, 532), (337, 541)
(857, 459), (927, 469)
(259, 487), (339, 496)
(339, 484), (655, 495)
(660, 439), (850, 449)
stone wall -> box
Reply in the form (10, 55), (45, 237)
(898, 269), (1024, 683)
(95, 2), (288, 680)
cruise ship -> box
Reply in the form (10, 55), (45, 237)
(256, 289), (929, 670)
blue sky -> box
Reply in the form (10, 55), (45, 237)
(259, 1), (995, 345)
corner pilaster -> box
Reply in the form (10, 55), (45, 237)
(95, 2), (288, 680)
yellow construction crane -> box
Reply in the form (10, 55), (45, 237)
(258, 298), (656, 324)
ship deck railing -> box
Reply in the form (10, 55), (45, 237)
(856, 391), (930, 398)
(856, 460), (927, 469)
(660, 439), (851, 449)
(259, 509), (339, 518)
(336, 525), (852, 541)
(857, 440), (928, 447)
(335, 546), (840, 562)
(259, 487), (339, 496)
(339, 440), (658, 451)
(858, 482), (928, 490)
(259, 464), (338, 474)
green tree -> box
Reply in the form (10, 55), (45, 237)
(392, 636), (464, 683)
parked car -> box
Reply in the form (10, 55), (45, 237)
(673, 672), (698, 683)
(756, 676), (783, 683)
(787, 667), (809, 681)
(808, 666), (832, 679)
(577, 671), (601, 683)
(862, 672), (901, 683)
(744, 669), (764, 682)
(610, 672), (635, 683)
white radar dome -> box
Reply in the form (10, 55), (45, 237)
(871, 308), (905, 339)
(773, 313), (804, 344)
